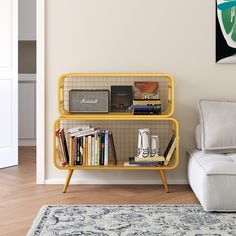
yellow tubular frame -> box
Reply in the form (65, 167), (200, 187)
(58, 73), (175, 118)
(53, 117), (179, 171)
(54, 73), (179, 193)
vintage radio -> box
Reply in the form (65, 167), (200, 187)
(69, 89), (109, 113)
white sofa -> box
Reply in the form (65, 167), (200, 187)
(187, 100), (236, 211)
(187, 149), (236, 211)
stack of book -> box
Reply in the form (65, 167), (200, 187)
(124, 135), (176, 167)
(133, 99), (161, 115)
(133, 82), (161, 115)
(56, 126), (117, 167)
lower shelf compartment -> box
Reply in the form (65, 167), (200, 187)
(53, 118), (179, 172)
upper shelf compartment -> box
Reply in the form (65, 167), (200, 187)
(58, 73), (174, 119)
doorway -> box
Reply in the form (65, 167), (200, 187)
(0, 0), (45, 183)
(18, 0), (37, 177)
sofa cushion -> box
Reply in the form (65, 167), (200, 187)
(187, 149), (236, 211)
(189, 149), (236, 175)
(199, 99), (236, 153)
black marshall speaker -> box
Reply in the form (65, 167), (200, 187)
(69, 89), (109, 113)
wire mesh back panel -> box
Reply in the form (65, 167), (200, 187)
(59, 119), (173, 161)
(61, 75), (169, 114)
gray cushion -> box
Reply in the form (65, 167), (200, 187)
(199, 99), (236, 153)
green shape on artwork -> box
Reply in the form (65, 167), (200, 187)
(219, 0), (236, 43)
(221, 7), (234, 34)
(232, 23), (236, 41)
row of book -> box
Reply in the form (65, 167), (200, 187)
(56, 126), (117, 167)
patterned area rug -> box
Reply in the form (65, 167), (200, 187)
(27, 205), (236, 236)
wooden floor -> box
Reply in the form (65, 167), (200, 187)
(0, 147), (199, 236)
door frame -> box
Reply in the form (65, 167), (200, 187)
(36, 0), (45, 184)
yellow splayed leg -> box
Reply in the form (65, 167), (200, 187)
(160, 170), (169, 193)
(63, 169), (74, 193)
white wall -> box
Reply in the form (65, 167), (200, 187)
(45, 0), (236, 184)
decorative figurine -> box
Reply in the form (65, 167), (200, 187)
(137, 128), (150, 158)
(151, 135), (160, 157)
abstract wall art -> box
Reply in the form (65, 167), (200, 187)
(216, 0), (236, 63)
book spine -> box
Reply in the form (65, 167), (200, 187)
(133, 105), (160, 109)
(134, 156), (165, 162)
(74, 137), (77, 165)
(164, 138), (176, 166)
(69, 137), (74, 167)
(94, 134), (98, 166)
(104, 130), (109, 166)
(130, 157), (163, 165)
(61, 129), (69, 164)
(56, 129), (66, 166)
(82, 136), (86, 166)
(133, 100), (161, 105)
(85, 136), (88, 166)
(133, 106), (161, 111)
(91, 136), (95, 166)
(88, 136), (92, 166)
(109, 131), (117, 165)
(124, 162), (158, 167)
(97, 135), (101, 166)
(76, 138), (80, 165)
(133, 110), (161, 115)
(100, 131), (105, 165)
(79, 137), (83, 165)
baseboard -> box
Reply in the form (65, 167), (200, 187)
(19, 139), (36, 146)
(45, 178), (189, 185)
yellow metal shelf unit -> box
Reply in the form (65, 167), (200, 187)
(53, 73), (179, 193)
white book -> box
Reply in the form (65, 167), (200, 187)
(82, 136), (86, 165)
(104, 130), (109, 166)
(88, 136), (92, 166)
(91, 136), (95, 166)
(69, 127), (96, 137)
(94, 134), (98, 166)
(74, 129), (100, 138)
(68, 125), (91, 134)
